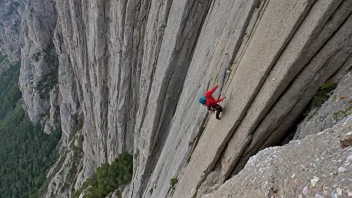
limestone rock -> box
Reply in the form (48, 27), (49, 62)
(295, 71), (352, 140)
(340, 132), (352, 147)
(19, 0), (60, 134)
(219, 0), (352, 182)
(43, 132), (84, 198)
(173, 1), (352, 197)
(17, 0), (352, 197)
(202, 115), (352, 198)
(0, 0), (23, 62)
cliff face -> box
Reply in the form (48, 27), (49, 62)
(203, 114), (352, 198)
(19, 0), (352, 197)
(20, 0), (63, 135)
(0, 0), (23, 62)
(203, 71), (352, 197)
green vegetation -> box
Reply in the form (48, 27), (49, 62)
(35, 73), (58, 100)
(134, 148), (139, 160)
(115, 189), (122, 198)
(73, 153), (133, 198)
(311, 82), (337, 108)
(303, 82), (337, 118)
(333, 105), (352, 121)
(0, 55), (7, 65)
(33, 43), (59, 100)
(0, 61), (61, 198)
(170, 177), (178, 191)
(192, 192), (198, 198)
(77, 118), (84, 131)
(0, 62), (21, 119)
(0, 55), (11, 77)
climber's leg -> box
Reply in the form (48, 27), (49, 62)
(216, 105), (223, 120)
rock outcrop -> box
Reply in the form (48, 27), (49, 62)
(295, 71), (352, 140)
(19, 0), (83, 194)
(19, 0), (60, 134)
(203, 114), (352, 198)
(201, 70), (352, 197)
(43, 132), (84, 198)
(18, 0), (352, 197)
(0, 0), (23, 62)
(162, 1), (352, 197)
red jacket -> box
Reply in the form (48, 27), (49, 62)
(205, 85), (224, 109)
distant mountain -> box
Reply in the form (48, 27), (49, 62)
(0, 0), (23, 62)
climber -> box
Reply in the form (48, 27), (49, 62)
(199, 85), (224, 120)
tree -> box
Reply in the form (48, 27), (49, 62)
(73, 153), (133, 198)
(0, 60), (61, 198)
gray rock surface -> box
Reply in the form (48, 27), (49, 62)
(53, 14), (82, 153)
(19, 1), (82, 195)
(0, 56), (11, 75)
(341, 132), (352, 147)
(173, 1), (352, 197)
(225, 0), (352, 179)
(202, 114), (352, 198)
(295, 71), (352, 140)
(17, 0), (352, 197)
(0, 0), (23, 62)
(19, 0), (60, 134)
(43, 132), (84, 198)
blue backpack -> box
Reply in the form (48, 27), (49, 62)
(199, 96), (206, 105)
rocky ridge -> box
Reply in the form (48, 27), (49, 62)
(203, 115), (352, 198)
(200, 69), (352, 197)
(17, 0), (352, 197)
(295, 71), (352, 140)
(20, 0), (62, 135)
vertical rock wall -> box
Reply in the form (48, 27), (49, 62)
(19, 0), (352, 197)
(20, 0), (60, 134)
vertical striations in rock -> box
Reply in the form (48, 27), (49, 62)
(295, 70), (352, 139)
(220, 0), (352, 181)
(107, 0), (153, 162)
(54, 13), (81, 153)
(144, 0), (261, 197)
(202, 114), (352, 198)
(20, 0), (59, 134)
(171, 0), (352, 197)
(18, 0), (352, 197)
(132, 0), (213, 196)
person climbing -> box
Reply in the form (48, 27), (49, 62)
(199, 85), (224, 120)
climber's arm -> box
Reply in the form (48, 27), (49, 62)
(205, 85), (219, 97)
(216, 98), (224, 103)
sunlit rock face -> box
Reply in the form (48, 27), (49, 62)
(19, 0), (352, 197)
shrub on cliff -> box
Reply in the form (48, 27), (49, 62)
(312, 82), (337, 108)
(304, 82), (337, 117)
(73, 152), (133, 198)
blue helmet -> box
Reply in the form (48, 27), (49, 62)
(199, 96), (206, 105)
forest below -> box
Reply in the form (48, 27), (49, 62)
(0, 57), (60, 198)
